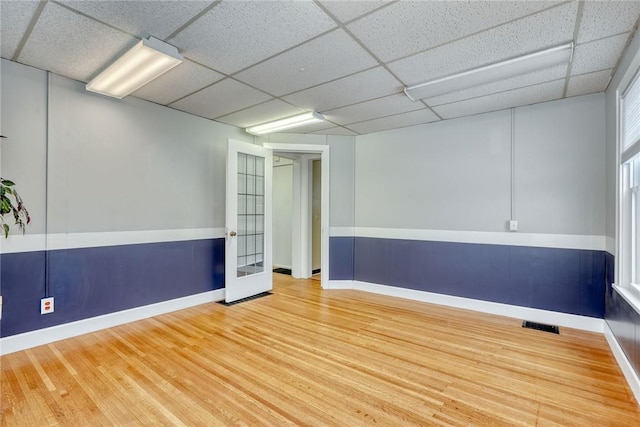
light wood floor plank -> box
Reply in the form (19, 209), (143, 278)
(2, 274), (639, 426)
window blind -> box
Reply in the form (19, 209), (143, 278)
(623, 72), (640, 150)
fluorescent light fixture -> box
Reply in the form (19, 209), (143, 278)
(86, 37), (183, 99)
(404, 42), (574, 101)
(246, 112), (325, 135)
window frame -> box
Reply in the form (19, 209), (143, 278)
(617, 68), (640, 310)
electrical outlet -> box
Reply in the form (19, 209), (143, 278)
(509, 219), (518, 232)
(41, 297), (54, 315)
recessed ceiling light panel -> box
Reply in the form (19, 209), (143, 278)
(86, 37), (183, 99)
(246, 112), (325, 135)
(404, 42), (574, 101)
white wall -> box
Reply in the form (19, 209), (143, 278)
(47, 73), (248, 233)
(355, 110), (511, 231)
(355, 94), (606, 237)
(1, 59), (250, 241)
(1, 60), (48, 236)
(273, 158), (293, 268)
(514, 94), (605, 236)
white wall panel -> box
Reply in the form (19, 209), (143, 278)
(327, 135), (355, 228)
(355, 111), (512, 231)
(46, 73), (247, 233)
(355, 95), (606, 236)
(514, 94), (606, 235)
(0, 59), (47, 235)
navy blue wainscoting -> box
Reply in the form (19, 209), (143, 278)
(329, 237), (354, 280)
(0, 238), (224, 338)
(353, 237), (606, 318)
(605, 252), (640, 378)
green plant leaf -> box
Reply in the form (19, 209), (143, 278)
(1, 199), (11, 215)
(0, 178), (30, 238)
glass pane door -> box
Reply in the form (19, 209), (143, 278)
(226, 138), (272, 303)
(237, 152), (265, 277)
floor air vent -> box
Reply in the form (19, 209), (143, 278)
(522, 320), (559, 334)
(273, 268), (292, 275)
(218, 291), (272, 306)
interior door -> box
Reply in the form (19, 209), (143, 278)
(225, 139), (273, 303)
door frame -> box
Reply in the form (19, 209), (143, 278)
(264, 143), (330, 290)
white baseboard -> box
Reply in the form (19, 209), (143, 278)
(604, 322), (640, 405)
(323, 280), (354, 290)
(0, 289), (225, 355)
(328, 280), (604, 333)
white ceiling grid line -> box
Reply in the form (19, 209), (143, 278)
(17, 2), (138, 83)
(433, 79), (566, 120)
(0, 0), (41, 59)
(1, 0), (639, 135)
(58, 0), (212, 40)
(347, 1), (565, 63)
(388, 2), (578, 86)
(170, 0), (337, 75)
(234, 29), (378, 96)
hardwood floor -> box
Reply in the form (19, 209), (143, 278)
(2, 274), (639, 426)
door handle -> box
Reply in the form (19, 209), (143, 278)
(229, 231), (237, 237)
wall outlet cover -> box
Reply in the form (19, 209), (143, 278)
(41, 297), (54, 314)
(509, 220), (518, 232)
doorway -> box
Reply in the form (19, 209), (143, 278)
(264, 143), (330, 289)
(272, 155), (294, 274)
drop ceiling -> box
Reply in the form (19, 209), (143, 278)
(2, 0), (639, 136)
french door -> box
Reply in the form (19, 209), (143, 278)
(225, 139), (273, 303)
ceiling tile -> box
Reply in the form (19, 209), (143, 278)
(324, 94), (425, 125)
(1, 0), (40, 59)
(277, 121), (337, 134)
(171, 0), (336, 74)
(235, 29), (377, 96)
(216, 100), (305, 128)
(308, 126), (358, 136)
(132, 60), (224, 105)
(348, 1), (564, 62)
(566, 69), (612, 98)
(433, 79), (565, 120)
(283, 67), (402, 112)
(17, 2), (137, 82)
(279, 122), (336, 133)
(571, 34), (629, 76)
(424, 64), (568, 107)
(58, 0), (210, 40)
(578, 1), (640, 44)
(318, 0), (391, 23)
(388, 2), (577, 85)
(347, 109), (440, 135)
(169, 78), (271, 120)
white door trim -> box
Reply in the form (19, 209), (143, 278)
(264, 143), (330, 289)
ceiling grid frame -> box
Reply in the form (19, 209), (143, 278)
(2, 0), (639, 135)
